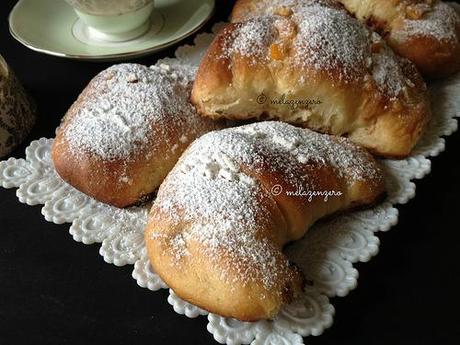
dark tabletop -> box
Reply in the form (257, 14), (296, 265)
(1, 1), (460, 344)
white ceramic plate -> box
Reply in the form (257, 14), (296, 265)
(9, 0), (215, 61)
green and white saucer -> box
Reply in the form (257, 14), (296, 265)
(9, 0), (215, 61)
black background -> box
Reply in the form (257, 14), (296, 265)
(1, 1), (460, 344)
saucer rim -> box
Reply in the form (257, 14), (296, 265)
(8, 0), (216, 61)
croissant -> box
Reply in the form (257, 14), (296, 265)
(145, 121), (385, 321)
(335, 0), (460, 78)
(52, 63), (220, 208)
(191, 0), (431, 158)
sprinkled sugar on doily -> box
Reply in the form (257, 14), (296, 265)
(1, 21), (459, 345)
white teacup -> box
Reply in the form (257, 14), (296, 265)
(65, 0), (155, 42)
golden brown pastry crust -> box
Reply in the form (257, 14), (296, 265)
(335, 0), (460, 78)
(145, 122), (385, 321)
(192, 0), (431, 158)
(52, 63), (220, 208)
(230, 0), (340, 22)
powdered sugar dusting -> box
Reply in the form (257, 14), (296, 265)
(234, 0), (337, 21)
(293, 3), (370, 80)
(155, 143), (286, 288)
(63, 63), (202, 160)
(230, 0), (372, 80)
(371, 38), (408, 98)
(395, 2), (459, 43)
(154, 122), (382, 289)
(222, 0), (424, 100)
(222, 16), (277, 64)
(233, 122), (381, 182)
(223, 0), (415, 95)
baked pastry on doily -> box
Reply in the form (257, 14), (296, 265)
(231, 0), (460, 78)
(335, 0), (460, 78)
(192, 0), (431, 158)
(52, 63), (220, 208)
(145, 121), (385, 321)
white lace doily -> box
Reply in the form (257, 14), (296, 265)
(1, 22), (459, 345)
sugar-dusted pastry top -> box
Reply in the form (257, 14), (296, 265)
(394, 1), (459, 42)
(63, 63), (201, 161)
(231, 0), (339, 24)
(229, 0), (425, 94)
(52, 63), (220, 207)
(229, 4), (371, 82)
(146, 121), (385, 321)
(192, 0), (431, 157)
(335, 0), (460, 77)
(156, 122), (382, 273)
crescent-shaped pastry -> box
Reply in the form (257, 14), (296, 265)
(145, 121), (385, 321)
(192, 0), (431, 158)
